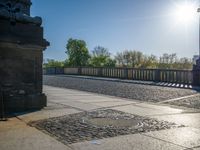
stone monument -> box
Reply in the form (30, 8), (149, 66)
(0, 0), (49, 112)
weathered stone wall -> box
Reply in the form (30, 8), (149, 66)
(0, 0), (49, 112)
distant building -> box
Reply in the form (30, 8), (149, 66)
(193, 55), (199, 64)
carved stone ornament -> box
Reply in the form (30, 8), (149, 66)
(0, 0), (42, 26)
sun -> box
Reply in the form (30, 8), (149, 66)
(172, 1), (197, 24)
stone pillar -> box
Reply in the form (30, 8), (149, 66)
(0, 0), (49, 112)
(155, 69), (161, 82)
(97, 67), (103, 77)
(123, 68), (128, 79)
(192, 58), (200, 86)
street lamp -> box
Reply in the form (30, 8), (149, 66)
(198, 7), (200, 58)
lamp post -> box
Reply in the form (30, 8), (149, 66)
(198, 7), (200, 58)
(193, 7), (200, 86)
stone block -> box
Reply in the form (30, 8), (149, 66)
(0, 0), (49, 113)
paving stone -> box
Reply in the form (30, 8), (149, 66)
(76, 99), (118, 103)
(112, 103), (183, 116)
(91, 101), (137, 107)
(165, 94), (200, 109)
(143, 127), (200, 149)
(152, 113), (200, 129)
(0, 118), (25, 132)
(17, 108), (80, 123)
(16, 102), (81, 123)
(0, 119), (72, 150)
(71, 134), (184, 150)
(57, 101), (102, 111)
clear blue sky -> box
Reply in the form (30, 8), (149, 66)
(31, 0), (199, 60)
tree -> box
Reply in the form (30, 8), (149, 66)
(178, 57), (193, 69)
(158, 53), (176, 69)
(115, 52), (125, 66)
(104, 58), (116, 67)
(115, 50), (145, 68)
(66, 38), (90, 66)
(123, 50), (132, 66)
(92, 46), (110, 57)
(141, 55), (157, 68)
(130, 51), (144, 68)
(157, 53), (193, 69)
(89, 46), (116, 67)
(43, 59), (64, 68)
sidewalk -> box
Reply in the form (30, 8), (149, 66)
(0, 85), (200, 150)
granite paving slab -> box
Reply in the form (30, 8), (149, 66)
(112, 103), (183, 116)
(44, 85), (139, 111)
(164, 94), (200, 109)
(76, 99), (122, 103)
(0, 118), (72, 150)
(14, 101), (80, 123)
(143, 127), (200, 149)
(152, 113), (200, 129)
(71, 134), (185, 150)
(90, 101), (137, 107)
(53, 101), (102, 111)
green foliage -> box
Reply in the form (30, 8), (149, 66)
(114, 50), (193, 69)
(44, 38), (193, 70)
(92, 46), (110, 58)
(66, 38), (90, 67)
(178, 57), (193, 69)
(104, 58), (116, 67)
(141, 55), (157, 68)
(43, 59), (64, 68)
(158, 53), (192, 69)
(89, 46), (116, 67)
(115, 50), (145, 68)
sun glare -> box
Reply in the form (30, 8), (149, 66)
(173, 1), (197, 25)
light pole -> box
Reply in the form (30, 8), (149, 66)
(198, 7), (200, 58)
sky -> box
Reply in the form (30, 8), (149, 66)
(31, 0), (199, 61)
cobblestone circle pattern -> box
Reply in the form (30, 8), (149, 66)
(31, 109), (182, 144)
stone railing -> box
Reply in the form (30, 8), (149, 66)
(43, 67), (200, 86)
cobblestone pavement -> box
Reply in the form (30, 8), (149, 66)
(43, 75), (198, 102)
(31, 109), (181, 145)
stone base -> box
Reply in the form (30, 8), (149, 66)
(2, 93), (47, 113)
